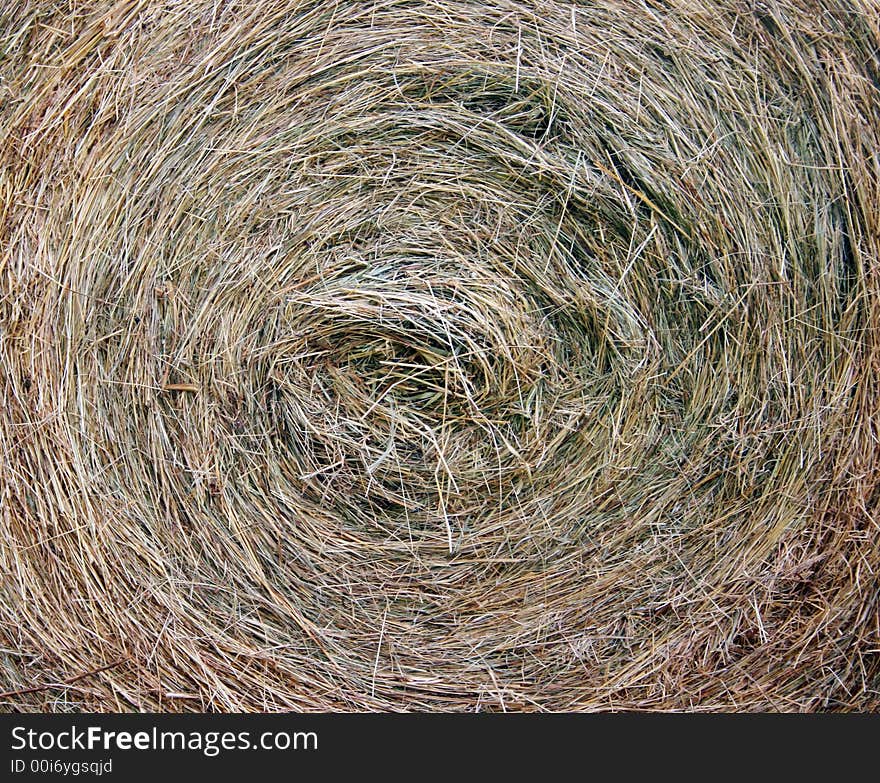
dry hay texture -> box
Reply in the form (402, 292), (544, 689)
(0, 0), (879, 713)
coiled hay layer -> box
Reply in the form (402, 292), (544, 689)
(1, 0), (879, 711)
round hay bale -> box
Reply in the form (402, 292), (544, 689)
(1, 0), (878, 712)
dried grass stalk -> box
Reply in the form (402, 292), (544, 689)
(1, 0), (879, 711)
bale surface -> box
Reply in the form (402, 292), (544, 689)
(1, 0), (879, 711)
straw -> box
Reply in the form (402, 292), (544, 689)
(1, 0), (878, 711)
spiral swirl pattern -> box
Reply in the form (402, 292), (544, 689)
(1, 0), (878, 710)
